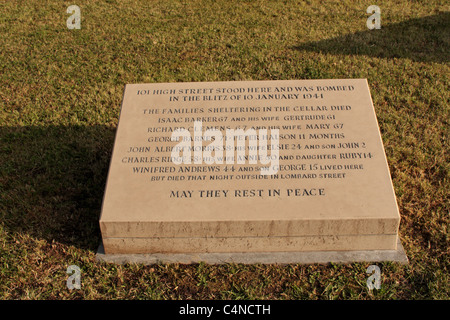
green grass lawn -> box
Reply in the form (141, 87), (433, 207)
(0, 0), (448, 299)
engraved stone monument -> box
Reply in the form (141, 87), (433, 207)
(98, 79), (407, 263)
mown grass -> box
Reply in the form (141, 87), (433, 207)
(0, 0), (448, 299)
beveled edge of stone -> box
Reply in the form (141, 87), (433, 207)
(95, 237), (408, 265)
(99, 217), (401, 238)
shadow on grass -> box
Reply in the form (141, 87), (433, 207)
(293, 12), (449, 63)
(0, 125), (116, 251)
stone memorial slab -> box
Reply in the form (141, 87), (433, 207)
(99, 79), (402, 257)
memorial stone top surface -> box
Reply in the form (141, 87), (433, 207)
(99, 79), (400, 253)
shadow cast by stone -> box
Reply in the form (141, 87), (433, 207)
(0, 125), (115, 251)
(292, 12), (449, 63)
